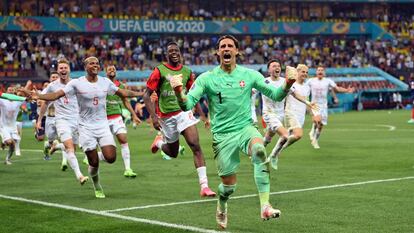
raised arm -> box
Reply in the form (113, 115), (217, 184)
(253, 66), (297, 102)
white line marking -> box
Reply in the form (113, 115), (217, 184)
(0, 194), (228, 233)
(375, 124), (396, 131)
(104, 176), (414, 213)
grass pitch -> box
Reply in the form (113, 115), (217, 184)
(0, 110), (413, 233)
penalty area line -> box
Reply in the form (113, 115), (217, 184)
(0, 194), (228, 233)
(104, 176), (414, 213)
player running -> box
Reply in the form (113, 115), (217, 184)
(105, 65), (141, 178)
(308, 66), (354, 149)
(0, 86), (28, 165)
(264, 64), (319, 169)
(169, 35), (296, 229)
(29, 56), (143, 198)
(144, 41), (215, 197)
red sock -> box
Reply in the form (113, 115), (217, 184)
(411, 108), (414, 119)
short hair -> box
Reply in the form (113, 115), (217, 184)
(216, 35), (239, 49)
(267, 59), (281, 69)
(57, 58), (69, 66)
(83, 56), (99, 66)
(105, 65), (116, 71)
(50, 71), (58, 75)
(296, 64), (308, 70)
(166, 41), (179, 48)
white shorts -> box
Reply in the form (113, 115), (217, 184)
(16, 122), (23, 131)
(263, 113), (284, 132)
(0, 127), (20, 143)
(108, 115), (127, 135)
(316, 107), (328, 125)
(160, 111), (199, 143)
(284, 111), (305, 130)
(56, 118), (79, 144)
(79, 125), (115, 152)
(45, 117), (58, 141)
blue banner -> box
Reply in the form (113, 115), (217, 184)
(0, 16), (393, 39)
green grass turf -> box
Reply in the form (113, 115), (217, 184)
(0, 110), (413, 233)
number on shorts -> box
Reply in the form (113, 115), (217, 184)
(93, 97), (99, 105)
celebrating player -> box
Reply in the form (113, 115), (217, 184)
(169, 35), (296, 229)
(144, 41), (215, 197)
(28, 56), (142, 198)
(308, 66), (354, 149)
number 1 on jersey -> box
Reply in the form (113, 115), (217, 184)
(217, 92), (222, 104)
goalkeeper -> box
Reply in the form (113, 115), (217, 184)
(169, 35), (296, 230)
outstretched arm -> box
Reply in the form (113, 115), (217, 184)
(121, 97), (141, 125)
(115, 89), (142, 98)
(0, 92), (27, 101)
(291, 91), (319, 112)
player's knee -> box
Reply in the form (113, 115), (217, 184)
(251, 143), (266, 164)
(219, 183), (237, 197)
(105, 155), (116, 164)
(295, 131), (303, 140)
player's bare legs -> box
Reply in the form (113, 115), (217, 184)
(182, 125), (216, 197)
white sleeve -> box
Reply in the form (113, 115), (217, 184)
(328, 78), (337, 88)
(107, 79), (119, 95)
(63, 79), (76, 96)
(41, 83), (51, 94)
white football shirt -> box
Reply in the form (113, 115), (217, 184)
(261, 76), (285, 115)
(63, 76), (118, 129)
(307, 77), (336, 108)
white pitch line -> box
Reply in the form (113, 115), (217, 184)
(375, 124), (396, 131)
(104, 176), (414, 213)
(0, 194), (228, 233)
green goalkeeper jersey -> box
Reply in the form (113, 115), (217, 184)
(180, 65), (288, 134)
(106, 80), (124, 116)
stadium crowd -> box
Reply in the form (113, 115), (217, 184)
(1, 33), (412, 77)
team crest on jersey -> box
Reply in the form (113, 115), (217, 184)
(265, 80), (270, 84)
(239, 80), (245, 88)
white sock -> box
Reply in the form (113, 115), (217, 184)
(282, 135), (298, 150)
(312, 125), (318, 140)
(66, 151), (83, 179)
(98, 151), (106, 162)
(57, 143), (65, 151)
(44, 141), (51, 149)
(196, 166), (208, 189)
(88, 166), (101, 190)
(15, 140), (20, 152)
(121, 143), (131, 170)
(156, 139), (164, 149)
(310, 123), (315, 136)
(263, 136), (272, 147)
(270, 137), (287, 157)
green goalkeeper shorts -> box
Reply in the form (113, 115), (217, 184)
(212, 124), (262, 177)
